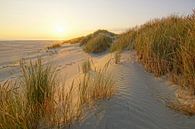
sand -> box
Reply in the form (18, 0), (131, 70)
(66, 50), (195, 129)
(1, 43), (195, 129)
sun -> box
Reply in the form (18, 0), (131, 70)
(53, 24), (67, 39)
(55, 26), (65, 33)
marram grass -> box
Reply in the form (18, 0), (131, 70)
(78, 63), (116, 105)
(114, 51), (122, 64)
(47, 43), (61, 49)
(81, 59), (92, 74)
(84, 34), (113, 53)
(0, 59), (116, 128)
(111, 11), (195, 95)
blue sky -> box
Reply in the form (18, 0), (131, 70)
(0, 0), (194, 40)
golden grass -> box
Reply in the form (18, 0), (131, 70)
(134, 14), (195, 93)
(0, 59), (116, 128)
(110, 29), (136, 52)
(0, 81), (29, 129)
(81, 60), (92, 74)
(114, 51), (122, 64)
(84, 34), (113, 53)
(78, 61), (116, 108)
(80, 30), (116, 46)
(0, 59), (58, 129)
(47, 43), (61, 49)
(111, 11), (195, 94)
(109, 11), (195, 115)
(63, 37), (84, 44)
(167, 101), (195, 116)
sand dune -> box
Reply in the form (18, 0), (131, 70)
(66, 50), (195, 129)
(1, 43), (195, 129)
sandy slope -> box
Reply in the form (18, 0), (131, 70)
(70, 51), (195, 129)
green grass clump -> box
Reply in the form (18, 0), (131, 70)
(0, 59), (57, 129)
(84, 34), (113, 53)
(80, 30), (116, 53)
(0, 81), (28, 129)
(80, 29), (116, 46)
(20, 59), (57, 125)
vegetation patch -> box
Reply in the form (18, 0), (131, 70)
(114, 51), (122, 64)
(110, 12), (195, 96)
(80, 30), (116, 46)
(167, 101), (195, 116)
(47, 43), (61, 49)
(84, 34), (113, 53)
(81, 59), (92, 74)
(78, 60), (116, 105)
(0, 59), (57, 129)
(63, 37), (84, 44)
(110, 29), (136, 52)
(0, 59), (116, 128)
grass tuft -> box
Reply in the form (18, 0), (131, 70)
(78, 60), (116, 105)
(110, 29), (136, 52)
(80, 30), (116, 46)
(111, 11), (195, 94)
(84, 34), (113, 53)
(47, 43), (61, 49)
(114, 51), (122, 64)
(0, 58), (116, 128)
(81, 60), (92, 74)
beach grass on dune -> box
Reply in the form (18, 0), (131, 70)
(114, 51), (122, 64)
(80, 29), (116, 46)
(81, 60), (92, 74)
(47, 43), (61, 49)
(20, 59), (57, 127)
(111, 11), (195, 95)
(84, 34), (113, 53)
(0, 81), (27, 129)
(80, 30), (116, 53)
(0, 58), (116, 128)
(110, 11), (195, 115)
(78, 60), (116, 105)
(110, 29), (136, 52)
(0, 59), (57, 129)
(167, 101), (195, 116)
(63, 37), (84, 44)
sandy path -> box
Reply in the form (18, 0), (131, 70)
(71, 51), (195, 129)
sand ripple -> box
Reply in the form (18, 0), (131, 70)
(71, 52), (195, 129)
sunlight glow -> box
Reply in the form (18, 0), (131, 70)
(55, 26), (65, 33)
(53, 24), (69, 39)
(0, 0), (194, 40)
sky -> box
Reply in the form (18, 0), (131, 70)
(0, 0), (195, 40)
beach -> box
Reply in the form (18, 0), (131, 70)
(1, 41), (195, 129)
